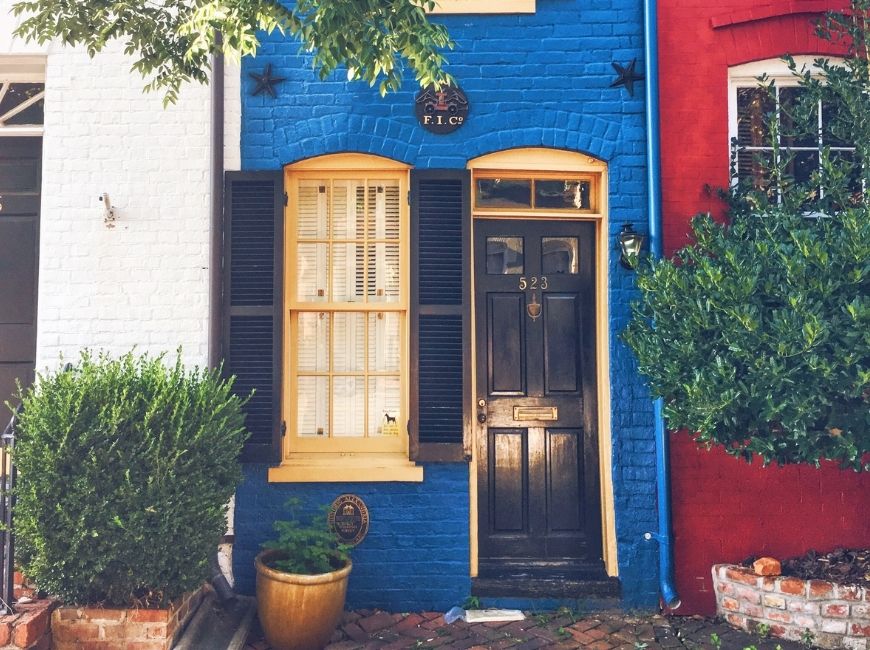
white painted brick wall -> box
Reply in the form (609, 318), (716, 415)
(32, 43), (214, 371)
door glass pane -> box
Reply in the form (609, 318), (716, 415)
(298, 376), (328, 437)
(333, 312), (365, 372)
(297, 312), (329, 371)
(535, 180), (591, 210)
(369, 376), (401, 436)
(368, 312), (401, 371)
(476, 179), (532, 208)
(486, 237), (524, 274)
(330, 181), (363, 240)
(297, 243), (328, 301)
(331, 243), (365, 302)
(332, 377), (365, 436)
(367, 243), (400, 302)
(297, 182), (328, 239)
(542, 237), (579, 274)
(368, 181), (401, 240)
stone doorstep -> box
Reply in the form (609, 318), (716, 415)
(713, 563), (870, 650)
(0, 598), (57, 649)
(50, 586), (207, 650)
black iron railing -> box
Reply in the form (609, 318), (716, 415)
(0, 404), (19, 615)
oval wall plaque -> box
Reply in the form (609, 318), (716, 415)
(414, 85), (469, 134)
(328, 494), (370, 546)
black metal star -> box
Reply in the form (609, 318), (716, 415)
(610, 59), (645, 97)
(249, 64), (286, 99)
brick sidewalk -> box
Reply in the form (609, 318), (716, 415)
(245, 609), (810, 650)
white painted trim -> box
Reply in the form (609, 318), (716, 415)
(0, 55), (46, 82)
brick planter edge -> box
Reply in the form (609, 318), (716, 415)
(713, 564), (870, 650)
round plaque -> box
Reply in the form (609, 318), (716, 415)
(414, 85), (469, 134)
(328, 494), (370, 546)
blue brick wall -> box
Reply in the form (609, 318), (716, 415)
(234, 464), (471, 610)
(236, 0), (660, 610)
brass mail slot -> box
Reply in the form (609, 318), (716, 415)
(513, 406), (558, 421)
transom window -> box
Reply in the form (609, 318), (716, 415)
(286, 163), (408, 457)
(0, 57), (46, 135)
(474, 173), (599, 213)
(729, 57), (856, 199)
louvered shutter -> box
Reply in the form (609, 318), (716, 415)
(223, 172), (283, 463)
(409, 170), (471, 462)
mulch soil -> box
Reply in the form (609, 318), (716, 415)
(244, 610), (810, 650)
(780, 548), (870, 589)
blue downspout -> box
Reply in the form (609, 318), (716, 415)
(642, 0), (681, 610)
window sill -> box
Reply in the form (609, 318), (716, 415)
(268, 453), (424, 483)
(429, 0), (535, 14)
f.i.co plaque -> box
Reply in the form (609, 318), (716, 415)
(328, 494), (370, 546)
(415, 85), (469, 134)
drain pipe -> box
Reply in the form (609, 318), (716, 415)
(208, 41), (237, 605)
(642, 0), (681, 610)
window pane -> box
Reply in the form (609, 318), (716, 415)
(368, 181), (401, 240)
(332, 377), (365, 437)
(535, 180), (591, 210)
(297, 243), (328, 301)
(368, 312), (401, 372)
(486, 236), (524, 274)
(822, 99), (852, 148)
(737, 149), (774, 189)
(476, 179), (532, 208)
(333, 312), (365, 372)
(297, 312), (329, 371)
(331, 243), (365, 302)
(737, 87), (773, 147)
(780, 87), (816, 148)
(369, 377), (401, 436)
(542, 237), (579, 274)
(298, 376), (328, 437)
(367, 243), (400, 302)
(297, 182), (328, 239)
(787, 150), (817, 186)
(331, 181), (363, 240)
(0, 83), (44, 125)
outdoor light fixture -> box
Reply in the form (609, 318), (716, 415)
(617, 223), (645, 269)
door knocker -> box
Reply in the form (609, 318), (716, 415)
(527, 291), (541, 321)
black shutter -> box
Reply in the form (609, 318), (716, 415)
(410, 170), (471, 462)
(223, 171), (284, 463)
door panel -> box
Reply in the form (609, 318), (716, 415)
(476, 218), (601, 575)
(487, 294), (526, 395)
(0, 137), (41, 427)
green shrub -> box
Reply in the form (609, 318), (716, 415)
(625, 1), (870, 471)
(624, 206), (869, 471)
(12, 350), (248, 606)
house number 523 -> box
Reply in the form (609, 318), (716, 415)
(518, 276), (548, 290)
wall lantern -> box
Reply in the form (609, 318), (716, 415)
(617, 223), (645, 270)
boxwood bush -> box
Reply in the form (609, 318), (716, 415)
(12, 351), (248, 607)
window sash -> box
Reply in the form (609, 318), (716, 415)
(286, 169), (408, 455)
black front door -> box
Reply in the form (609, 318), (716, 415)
(0, 137), (41, 427)
(475, 219), (603, 578)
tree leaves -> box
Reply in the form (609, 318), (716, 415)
(11, 0), (454, 105)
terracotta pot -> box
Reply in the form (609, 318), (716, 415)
(255, 549), (352, 650)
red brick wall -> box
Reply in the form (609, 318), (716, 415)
(657, 0), (868, 615)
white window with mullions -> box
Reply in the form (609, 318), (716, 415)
(287, 169), (407, 456)
(728, 56), (856, 199)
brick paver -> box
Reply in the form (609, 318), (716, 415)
(245, 610), (813, 649)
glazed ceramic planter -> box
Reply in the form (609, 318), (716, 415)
(255, 550), (352, 650)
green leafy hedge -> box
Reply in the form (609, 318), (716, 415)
(12, 351), (248, 606)
(624, 208), (869, 470)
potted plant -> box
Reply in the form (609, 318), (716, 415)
(255, 499), (352, 650)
